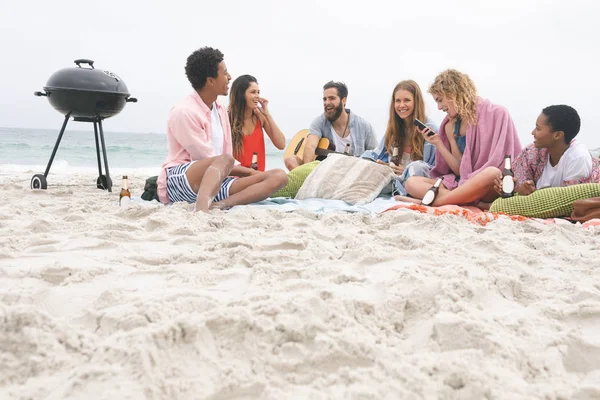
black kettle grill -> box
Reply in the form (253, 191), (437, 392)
(32, 59), (137, 192)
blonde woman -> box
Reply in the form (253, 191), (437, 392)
(401, 69), (522, 207)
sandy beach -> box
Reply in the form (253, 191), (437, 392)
(1, 167), (600, 400)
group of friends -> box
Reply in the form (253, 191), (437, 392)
(157, 46), (600, 212)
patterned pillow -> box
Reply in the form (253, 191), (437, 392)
(271, 161), (320, 198)
(295, 154), (395, 205)
(489, 183), (600, 218)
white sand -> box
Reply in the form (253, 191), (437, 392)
(1, 166), (600, 400)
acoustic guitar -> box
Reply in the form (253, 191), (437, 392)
(284, 129), (332, 162)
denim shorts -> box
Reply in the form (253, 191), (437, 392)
(166, 161), (236, 203)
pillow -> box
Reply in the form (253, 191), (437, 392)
(295, 154), (395, 205)
(489, 183), (600, 218)
(271, 161), (320, 198)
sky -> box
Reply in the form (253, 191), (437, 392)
(1, 0), (599, 149)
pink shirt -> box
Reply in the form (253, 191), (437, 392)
(157, 91), (233, 204)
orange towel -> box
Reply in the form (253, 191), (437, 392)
(382, 203), (530, 226)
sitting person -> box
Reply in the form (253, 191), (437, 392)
(361, 80), (438, 195)
(284, 80), (377, 170)
(400, 69), (522, 207)
(156, 47), (287, 212)
(228, 74), (286, 171)
(496, 104), (600, 196)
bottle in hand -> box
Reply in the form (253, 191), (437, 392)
(343, 143), (351, 155)
(119, 175), (131, 206)
(390, 146), (400, 166)
(421, 178), (443, 206)
(501, 155), (515, 198)
(250, 152), (259, 171)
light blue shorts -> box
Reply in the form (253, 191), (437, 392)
(166, 161), (236, 203)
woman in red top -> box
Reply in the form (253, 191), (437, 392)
(228, 75), (286, 171)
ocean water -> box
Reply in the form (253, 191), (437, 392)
(0, 126), (287, 173)
(2, 127), (598, 177)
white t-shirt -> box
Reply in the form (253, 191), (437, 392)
(330, 126), (352, 152)
(536, 142), (592, 189)
(211, 104), (224, 155)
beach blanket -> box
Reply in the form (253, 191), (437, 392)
(235, 196), (399, 214)
(382, 203), (600, 228)
(432, 97), (522, 191)
(133, 195), (600, 228)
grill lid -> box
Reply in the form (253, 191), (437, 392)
(43, 59), (131, 95)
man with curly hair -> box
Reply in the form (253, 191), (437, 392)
(157, 47), (287, 212)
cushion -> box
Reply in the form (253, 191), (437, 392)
(489, 183), (600, 218)
(295, 154), (395, 205)
(271, 161), (320, 198)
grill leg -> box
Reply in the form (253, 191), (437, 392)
(43, 114), (70, 177)
(97, 120), (112, 192)
(93, 122), (103, 179)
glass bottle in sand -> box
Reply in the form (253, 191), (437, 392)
(119, 175), (131, 206)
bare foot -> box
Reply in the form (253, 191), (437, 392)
(394, 195), (421, 204)
(476, 201), (492, 211)
(209, 201), (232, 210)
(194, 195), (212, 213)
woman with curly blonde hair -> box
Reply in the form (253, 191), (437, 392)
(362, 80), (438, 195)
(400, 69), (522, 208)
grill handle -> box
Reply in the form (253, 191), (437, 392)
(34, 91), (48, 97)
(126, 97), (138, 103)
(74, 59), (95, 69)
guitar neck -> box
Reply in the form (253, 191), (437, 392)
(315, 148), (353, 157)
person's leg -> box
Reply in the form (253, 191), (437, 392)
(284, 155), (303, 171)
(432, 167), (501, 206)
(393, 161), (434, 197)
(184, 155), (235, 212)
(395, 176), (437, 203)
(212, 169), (288, 209)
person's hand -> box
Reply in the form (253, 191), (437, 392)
(516, 180), (536, 196)
(377, 159), (405, 175)
(493, 174), (513, 196)
(257, 97), (270, 116)
(418, 126), (443, 147)
(253, 104), (267, 124)
(388, 163), (405, 175)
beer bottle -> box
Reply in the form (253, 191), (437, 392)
(421, 178), (443, 206)
(390, 146), (400, 166)
(119, 175), (131, 206)
(343, 143), (351, 155)
(501, 155), (515, 198)
(250, 152), (259, 170)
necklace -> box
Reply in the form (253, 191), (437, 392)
(338, 110), (351, 138)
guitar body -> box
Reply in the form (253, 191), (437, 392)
(284, 129), (331, 161)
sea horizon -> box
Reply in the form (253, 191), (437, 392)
(0, 126), (288, 173)
(1, 126), (598, 178)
